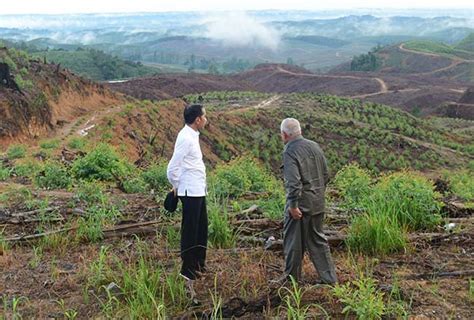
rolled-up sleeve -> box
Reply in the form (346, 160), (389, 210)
(283, 152), (302, 209)
(167, 137), (189, 189)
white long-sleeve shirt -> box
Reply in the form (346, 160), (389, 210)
(167, 125), (207, 197)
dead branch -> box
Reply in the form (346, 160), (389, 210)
(405, 269), (474, 280)
(241, 204), (259, 215)
(5, 220), (163, 243)
(5, 226), (74, 242)
(11, 206), (61, 218)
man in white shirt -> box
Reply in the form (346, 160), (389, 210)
(167, 104), (208, 286)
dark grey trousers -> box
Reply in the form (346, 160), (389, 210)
(283, 211), (337, 284)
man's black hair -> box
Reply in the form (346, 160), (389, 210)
(184, 104), (204, 125)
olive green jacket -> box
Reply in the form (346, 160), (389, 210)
(282, 136), (329, 215)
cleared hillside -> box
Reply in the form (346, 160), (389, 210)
(62, 92), (473, 175)
(0, 46), (126, 147)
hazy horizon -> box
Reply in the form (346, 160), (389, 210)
(1, 0), (473, 15)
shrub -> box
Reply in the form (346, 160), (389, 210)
(333, 274), (386, 320)
(0, 164), (11, 181)
(333, 163), (372, 209)
(74, 181), (107, 206)
(35, 161), (72, 190)
(142, 162), (169, 192)
(342, 169), (442, 255)
(39, 139), (59, 150)
(67, 137), (87, 150)
(122, 174), (148, 194)
(445, 170), (474, 203)
(14, 159), (43, 178)
(72, 143), (128, 181)
(209, 157), (276, 199)
(369, 171), (442, 230)
(7, 144), (26, 159)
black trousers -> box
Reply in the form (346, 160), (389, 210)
(179, 196), (208, 280)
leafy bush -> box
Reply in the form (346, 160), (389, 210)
(67, 137), (87, 150)
(142, 162), (169, 192)
(72, 143), (128, 181)
(334, 163), (372, 209)
(333, 274), (386, 320)
(39, 139), (59, 150)
(369, 172), (442, 230)
(35, 161), (72, 190)
(0, 164), (11, 181)
(122, 174), (148, 194)
(209, 157), (276, 199)
(14, 159), (43, 178)
(74, 181), (107, 206)
(7, 144), (27, 159)
(445, 170), (474, 203)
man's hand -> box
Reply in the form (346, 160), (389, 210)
(289, 207), (303, 220)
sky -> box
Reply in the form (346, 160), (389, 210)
(2, 0), (473, 14)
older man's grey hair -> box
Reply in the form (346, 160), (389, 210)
(280, 118), (302, 137)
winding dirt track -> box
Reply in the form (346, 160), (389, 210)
(275, 66), (389, 98)
(398, 43), (474, 76)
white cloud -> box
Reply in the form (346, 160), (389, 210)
(204, 12), (281, 50)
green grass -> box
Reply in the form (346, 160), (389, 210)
(208, 199), (236, 249)
(333, 273), (386, 320)
(6, 144), (27, 159)
(107, 248), (187, 318)
(404, 40), (474, 60)
(39, 139), (60, 150)
(71, 143), (130, 181)
(334, 163), (372, 209)
(0, 164), (11, 181)
(346, 211), (408, 256)
(342, 170), (442, 255)
(444, 170), (474, 206)
(67, 137), (87, 150)
(278, 276), (329, 319)
(34, 161), (72, 190)
(14, 159), (43, 178)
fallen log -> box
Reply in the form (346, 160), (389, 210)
(5, 220), (164, 242)
(405, 269), (474, 280)
(233, 218), (281, 229)
(5, 216), (65, 224)
(5, 226), (74, 242)
(240, 232), (345, 250)
(11, 206), (61, 218)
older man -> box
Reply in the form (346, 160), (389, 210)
(277, 117), (337, 285)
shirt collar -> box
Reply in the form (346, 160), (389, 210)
(284, 135), (303, 151)
(185, 125), (200, 137)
